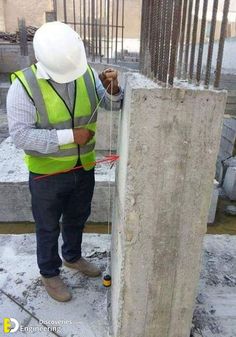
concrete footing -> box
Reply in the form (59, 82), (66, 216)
(223, 166), (236, 200)
(111, 74), (227, 337)
(0, 138), (115, 222)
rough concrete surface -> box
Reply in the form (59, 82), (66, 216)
(111, 73), (227, 337)
(96, 108), (119, 151)
(0, 234), (111, 337)
(208, 180), (219, 224)
(0, 110), (9, 143)
(0, 137), (115, 222)
(192, 235), (236, 337)
(223, 166), (236, 200)
(0, 234), (235, 337)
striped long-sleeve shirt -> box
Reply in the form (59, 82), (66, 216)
(7, 66), (123, 154)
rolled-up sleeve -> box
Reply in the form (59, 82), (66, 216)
(7, 79), (60, 154)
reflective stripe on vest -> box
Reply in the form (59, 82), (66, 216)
(24, 141), (95, 157)
(11, 64), (99, 174)
(22, 67), (98, 130)
(23, 67), (50, 129)
(21, 66), (98, 158)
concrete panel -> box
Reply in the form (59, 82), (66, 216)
(216, 116), (236, 180)
(223, 166), (236, 200)
(111, 73), (226, 337)
(0, 43), (35, 73)
(0, 82), (10, 109)
(95, 108), (119, 151)
(208, 180), (219, 224)
(0, 138), (115, 222)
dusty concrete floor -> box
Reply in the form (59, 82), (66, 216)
(192, 235), (236, 337)
(0, 233), (236, 337)
(0, 234), (111, 337)
(0, 111), (8, 143)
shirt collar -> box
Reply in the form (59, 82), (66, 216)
(35, 62), (50, 80)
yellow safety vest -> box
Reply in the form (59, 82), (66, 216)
(11, 64), (99, 174)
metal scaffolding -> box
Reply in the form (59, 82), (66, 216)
(55, 0), (125, 63)
(140, 0), (230, 88)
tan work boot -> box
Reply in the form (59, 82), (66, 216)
(63, 257), (101, 277)
(41, 276), (72, 302)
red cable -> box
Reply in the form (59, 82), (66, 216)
(34, 155), (119, 181)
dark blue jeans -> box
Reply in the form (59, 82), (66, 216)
(29, 168), (95, 278)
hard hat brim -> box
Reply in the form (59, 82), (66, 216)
(45, 56), (88, 83)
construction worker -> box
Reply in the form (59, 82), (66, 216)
(7, 21), (123, 302)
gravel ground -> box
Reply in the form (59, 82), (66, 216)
(191, 235), (236, 337)
(0, 110), (9, 143)
(0, 234), (235, 336)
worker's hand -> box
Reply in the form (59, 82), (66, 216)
(99, 68), (120, 95)
(73, 128), (94, 145)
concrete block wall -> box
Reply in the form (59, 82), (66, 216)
(0, 138), (115, 222)
(111, 73), (227, 337)
(216, 116), (236, 181)
(223, 166), (236, 200)
(0, 43), (35, 73)
(225, 90), (236, 116)
(208, 180), (219, 224)
(0, 82), (9, 110)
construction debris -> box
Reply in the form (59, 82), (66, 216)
(0, 26), (37, 43)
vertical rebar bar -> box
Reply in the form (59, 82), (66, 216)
(95, 0), (98, 56)
(121, 0), (124, 59)
(177, 0), (188, 78)
(53, 0), (57, 20)
(169, 0), (183, 85)
(83, 0), (87, 47)
(147, 0), (153, 77)
(141, 0), (151, 75)
(79, 0), (82, 35)
(157, 0), (165, 81)
(189, 0), (200, 82)
(115, 0), (119, 63)
(63, 0), (67, 23)
(183, 0), (193, 80)
(99, 0), (103, 61)
(107, 0), (110, 63)
(205, 0), (219, 87)
(162, 0), (174, 84)
(139, 0), (146, 72)
(91, 0), (95, 61)
(73, 0), (76, 30)
(153, 0), (162, 78)
(214, 0), (230, 88)
(196, 0), (208, 84)
(111, 0), (115, 59)
(149, 0), (157, 77)
(18, 18), (28, 56)
(103, 0), (107, 59)
(140, 0), (227, 87)
(88, 0), (91, 55)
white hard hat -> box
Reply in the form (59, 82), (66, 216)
(33, 21), (87, 83)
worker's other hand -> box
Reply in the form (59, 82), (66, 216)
(99, 68), (120, 95)
(73, 128), (94, 145)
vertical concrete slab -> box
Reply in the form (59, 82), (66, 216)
(111, 73), (227, 337)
